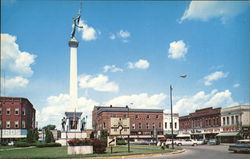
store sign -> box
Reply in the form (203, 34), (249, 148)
(0, 129), (27, 138)
(223, 127), (238, 132)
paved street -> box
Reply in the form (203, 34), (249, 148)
(128, 145), (249, 159)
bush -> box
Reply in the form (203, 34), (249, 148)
(36, 142), (61, 148)
(117, 138), (127, 145)
(45, 129), (55, 143)
(14, 141), (31, 147)
(92, 139), (106, 154)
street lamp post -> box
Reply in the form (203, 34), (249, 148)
(170, 85), (174, 149)
(126, 105), (130, 153)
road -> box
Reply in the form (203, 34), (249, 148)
(128, 145), (249, 159)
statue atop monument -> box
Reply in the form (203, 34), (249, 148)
(70, 9), (83, 39)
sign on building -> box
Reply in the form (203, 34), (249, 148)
(110, 118), (130, 136)
(107, 136), (116, 147)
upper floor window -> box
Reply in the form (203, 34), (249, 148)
(165, 122), (167, 129)
(156, 115), (159, 119)
(227, 117), (230, 125)
(146, 115), (150, 119)
(6, 108), (10, 115)
(135, 114), (139, 119)
(139, 123), (142, 129)
(132, 123), (135, 129)
(0, 120), (2, 128)
(15, 108), (19, 115)
(0, 107), (2, 115)
(146, 123), (149, 129)
(174, 122), (177, 129)
(223, 117), (225, 125)
(22, 108), (26, 115)
(170, 122), (172, 128)
(152, 123), (155, 129)
(111, 114), (116, 117)
(235, 116), (239, 125)
(22, 120), (26, 128)
(159, 122), (162, 128)
(6, 120), (10, 128)
(15, 120), (19, 128)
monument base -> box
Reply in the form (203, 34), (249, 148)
(57, 131), (87, 146)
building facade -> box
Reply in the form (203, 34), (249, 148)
(179, 107), (221, 140)
(217, 105), (250, 143)
(163, 113), (179, 137)
(0, 97), (36, 143)
(92, 106), (164, 142)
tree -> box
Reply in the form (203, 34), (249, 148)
(43, 125), (56, 130)
(33, 128), (39, 142)
(100, 130), (108, 141)
(45, 129), (55, 143)
(26, 129), (34, 143)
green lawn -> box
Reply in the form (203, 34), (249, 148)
(0, 145), (181, 159)
(0, 145), (15, 150)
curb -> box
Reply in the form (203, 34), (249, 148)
(84, 149), (185, 159)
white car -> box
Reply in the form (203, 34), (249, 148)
(175, 139), (198, 146)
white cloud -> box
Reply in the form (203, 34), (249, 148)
(79, 74), (119, 92)
(37, 93), (99, 129)
(180, 1), (249, 23)
(168, 40), (188, 59)
(204, 71), (229, 86)
(1, 76), (29, 89)
(233, 83), (240, 88)
(127, 59), (150, 69)
(105, 93), (167, 109)
(78, 20), (98, 41)
(103, 65), (123, 73)
(173, 89), (238, 115)
(110, 30), (131, 43)
(1, 33), (36, 76)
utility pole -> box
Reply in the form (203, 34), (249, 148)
(170, 85), (174, 149)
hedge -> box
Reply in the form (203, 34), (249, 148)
(14, 141), (31, 147)
(36, 142), (62, 148)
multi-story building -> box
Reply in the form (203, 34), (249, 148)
(92, 106), (164, 142)
(179, 107), (221, 140)
(163, 113), (179, 137)
(0, 97), (36, 143)
(217, 105), (250, 143)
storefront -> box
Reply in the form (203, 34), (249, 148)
(216, 132), (239, 143)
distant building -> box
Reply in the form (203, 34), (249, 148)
(217, 105), (250, 143)
(92, 106), (164, 142)
(179, 107), (221, 140)
(0, 97), (36, 143)
(163, 113), (179, 137)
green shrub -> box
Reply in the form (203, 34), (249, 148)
(36, 142), (61, 148)
(45, 129), (55, 143)
(117, 138), (127, 145)
(14, 141), (31, 147)
(92, 139), (106, 154)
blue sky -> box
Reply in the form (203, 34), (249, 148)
(1, 1), (249, 129)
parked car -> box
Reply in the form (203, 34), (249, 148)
(165, 139), (176, 146)
(228, 139), (250, 153)
(208, 139), (220, 145)
(176, 139), (198, 146)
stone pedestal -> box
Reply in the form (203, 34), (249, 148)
(68, 145), (93, 155)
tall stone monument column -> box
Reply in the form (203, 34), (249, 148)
(69, 38), (79, 111)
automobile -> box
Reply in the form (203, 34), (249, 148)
(228, 139), (250, 153)
(165, 139), (176, 146)
(208, 139), (220, 145)
(196, 139), (206, 145)
(175, 139), (198, 146)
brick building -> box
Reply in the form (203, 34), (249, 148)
(0, 97), (36, 143)
(92, 106), (164, 142)
(179, 107), (221, 140)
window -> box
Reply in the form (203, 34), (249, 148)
(103, 122), (106, 128)
(213, 119), (216, 127)
(170, 122), (172, 128)
(111, 114), (116, 117)
(135, 114), (139, 119)
(206, 120), (208, 127)
(227, 117), (230, 125)
(6, 120), (10, 128)
(139, 123), (142, 129)
(22, 108), (26, 115)
(0, 107), (2, 115)
(146, 123), (149, 129)
(165, 122), (167, 129)
(132, 123), (135, 129)
(223, 117), (225, 125)
(152, 123), (155, 129)
(192, 120), (194, 128)
(156, 115), (159, 119)
(146, 115), (150, 119)
(15, 108), (19, 115)
(200, 121), (202, 127)
(174, 122), (177, 129)
(231, 116), (234, 125)
(22, 120), (26, 128)
(123, 114), (127, 118)
(0, 120), (2, 128)
(15, 120), (19, 128)
(6, 108), (10, 115)
(159, 122), (161, 128)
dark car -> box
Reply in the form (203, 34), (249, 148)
(208, 139), (220, 145)
(228, 139), (250, 153)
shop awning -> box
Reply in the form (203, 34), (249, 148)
(216, 132), (239, 137)
(176, 134), (191, 138)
